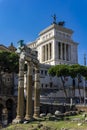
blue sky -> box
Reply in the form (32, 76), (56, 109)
(0, 0), (87, 65)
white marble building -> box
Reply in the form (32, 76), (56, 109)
(27, 23), (86, 103)
(28, 23), (78, 65)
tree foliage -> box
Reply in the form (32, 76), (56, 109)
(0, 51), (19, 73)
(48, 64), (87, 98)
(48, 64), (87, 78)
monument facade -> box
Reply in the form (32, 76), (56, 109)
(28, 23), (78, 65)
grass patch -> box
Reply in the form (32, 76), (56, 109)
(2, 114), (87, 130)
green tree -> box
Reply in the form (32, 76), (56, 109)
(0, 51), (19, 95)
(48, 64), (87, 101)
(69, 64), (87, 103)
(0, 51), (19, 73)
(48, 65), (69, 98)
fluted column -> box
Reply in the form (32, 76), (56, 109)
(60, 43), (62, 59)
(64, 44), (66, 60)
(42, 46), (45, 62)
(62, 43), (64, 60)
(65, 44), (67, 61)
(48, 43), (50, 60)
(25, 62), (33, 120)
(16, 58), (24, 121)
(33, 65), (40, 118)
(57, 42), (59, 59)
(45, 45), (46, 61)
(68, 45), (71, 61)
(45, 44), (48, 61)
(48, 43), (52, 60)
(50, 43), (52, 59)
(47, 44), (48, 60)
(67, 44), (69, 61)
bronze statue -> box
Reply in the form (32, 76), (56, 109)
(52, 14), (57, 24)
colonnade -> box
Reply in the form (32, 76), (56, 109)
(15, 42), (40, 122)
(16, 58), (40, 122)
(57, 42), (71, 61)
(41, 42), (71, 62)
(42, 43), (52, 62)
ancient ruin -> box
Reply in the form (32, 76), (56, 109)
(15, 40), (40, 122)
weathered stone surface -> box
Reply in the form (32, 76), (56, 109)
(54, 110), (61, 115)
(82, 113), (87, 118)
(71, 117), (82, 122)
(40, 126), (51, 130)
(15, 44), (40, 122)
(40, 113), (46, 117)
(61, 128), (69, 130)
(46, 113), (52, 117)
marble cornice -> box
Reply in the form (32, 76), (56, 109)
(36, 36), (55, 47)
(39, 24), (73, 36)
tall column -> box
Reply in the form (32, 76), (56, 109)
(50, 43), (52, 59)
(47, 44), (48, 60)
(48, 43), (50, 60)
(33, 65), (40, 118)
(62, 43), (64, 60)
(42, 46), (45, 62)
(60, 43), (63, 59)
(64, 44), (66, 61)
(16, 58), (24, 121)
(53, 40), (56, 61)
(45, 44), (48, 61)
(45, 45), (46, 61)
(58, 42), (61, 59)
(68, 45), (71, 61)
(67, 44), (69, 61)
(66, 44), (68, 61)
(25, 62), (33, 120)
(57, 42), (59, 59)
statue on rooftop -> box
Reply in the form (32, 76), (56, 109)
(52, 14), (57, 24)
(58, 21), (65, 26)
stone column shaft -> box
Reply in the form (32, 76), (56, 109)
(57, 42), (59, 59)
(42, 46), (45, 62)
(50, 43), (52, 59)
(61, 43), (62, 60)
(33, 66), (40, 118)
(64, 44), (66, 60)
(47, 44), (48, 60)
(68, 45), (71, 61)
(16, 58), (24, 121)
(66, 44), (68, 61)
(48, 43), (50, 60)
(25, 62), (33, 120)
(45, 45), (48, 61)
